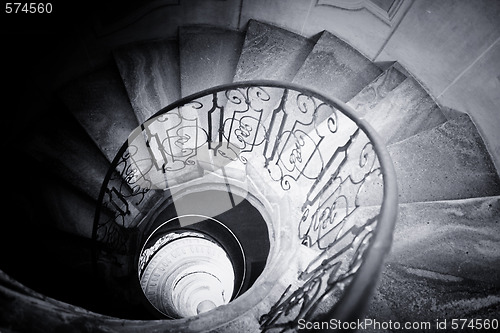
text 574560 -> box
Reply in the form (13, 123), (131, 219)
(5, 3), (52, 14)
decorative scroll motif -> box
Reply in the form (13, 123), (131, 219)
(95, 85), (351, 248)
(93, 82), (394, 327)
(94, 147), (151, 251)
(94, 86), (277, 250)
(222, 87), (270, 163)
(266, 91), (339, 191)
(143, 112), (207, 173)
(259, 128), (383, 332)
(259, 220), (376, 332)
(299, 131), (380, 249)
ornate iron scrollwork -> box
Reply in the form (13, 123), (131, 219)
(93, 81), (397, 328)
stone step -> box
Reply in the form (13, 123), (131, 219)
(367, 263), (500, 330)
(293, 30), (382, 102)
(387, 114), (500, 203)
(58, 65), (139, 163)
(179, 25), (244, 97)
(363, 76), (447, 145)
(0, 269), (142, 332)
(41, 179), (98, 239)
(113, 38), (180, 123)
(233, 20), (314, 82)
(388, 196), (500, 285)
(24, 107), (141, 228)
(347, 64), (407, 118)
(24, 108), (114, 201)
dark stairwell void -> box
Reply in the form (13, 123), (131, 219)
(96, 187), (271, 320)
(142, 190), (270, 289)
(2, 2), (500, 332)
(135, 190), (269, 318)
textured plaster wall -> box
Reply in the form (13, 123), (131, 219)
(438, 39), (500, 172)
(375, 0), (500, 173)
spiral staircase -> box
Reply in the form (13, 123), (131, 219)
(1, 18), (500, 332)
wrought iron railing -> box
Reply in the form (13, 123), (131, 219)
(93, 80), (398, 331)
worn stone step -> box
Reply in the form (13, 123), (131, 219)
(363, 76), (447, 145)
(179, 25), (244, 97)
(24, 107), (140, 226)
(24, 108), (114, 201)
(0, 269), (136, 332)
(367, 263), (500, 330)
(57, 65), (159, 228)
(293, 30), (382, 102)
(388, 114), (500, 203)
(388, 196), (500, 285)
(114, 39), (180, 123)
(58, 65), (139, 163)
(41, 179), (98, 239)
(233, 19), (314, 82)
(347, 64), (407, 118)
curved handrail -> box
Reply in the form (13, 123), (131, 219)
(317, 109), (398, 327)
(92, 80), (398, 330)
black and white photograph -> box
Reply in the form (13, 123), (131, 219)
(1, 0), (499, 332)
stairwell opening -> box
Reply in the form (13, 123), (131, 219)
(137, 189), (270, 318)
(92, 82), (399, 326)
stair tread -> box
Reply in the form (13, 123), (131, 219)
(25, 111), (112, 201)
(368, 262), (500, 326)
(58, 66), (139, 163)
(293, 30), (382, 102)
(179, 25), (244, 97)
(388, 196), (500, 284)
(388, 113), (500, 203)
(363, 76), (448, 145)
(114, 39), (180, 123)
(42, 180), (97, 239)
(233, 20), (314, 82)
(347, 65), (407, 118)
